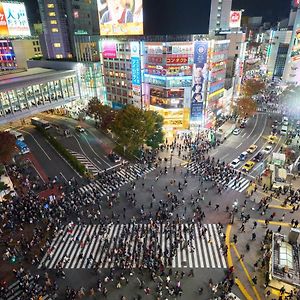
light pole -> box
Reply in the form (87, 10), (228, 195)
(230, 199), (239, 224)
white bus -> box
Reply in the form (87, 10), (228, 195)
(31, 117), (51, 130)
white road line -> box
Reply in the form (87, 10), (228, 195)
(19, 129), (51, 160)
(242, 132), (247, 138)
(246, 114), (259, 139)
(235, 142), (243, 149)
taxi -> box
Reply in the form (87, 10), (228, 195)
(247, 144), (257, 154)
(241, 160), (255, 172)
(268, 135), (277, 144)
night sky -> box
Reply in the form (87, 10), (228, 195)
(25, 0), (290, 35)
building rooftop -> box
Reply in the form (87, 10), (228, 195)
(0, 68), (76, 92)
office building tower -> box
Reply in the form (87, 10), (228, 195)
(209, 0), (232, 34)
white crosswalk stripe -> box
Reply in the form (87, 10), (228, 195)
(185, 162), (250, 193)
(38, 223), (227, 270)
(4, 277), (52, 300)
(78, 164), (156, 196)
(68, 150), (101, 176)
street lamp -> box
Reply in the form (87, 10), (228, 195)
(230, 199), (239, 224)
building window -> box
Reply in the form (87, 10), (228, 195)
(49, 12), (56, 16)
(56, 54), (63, 59)
(51, 28), (59, 33)
(47, 3), (54, 8)
(50, 20), (57, 24)
(53, 43), (61, 48)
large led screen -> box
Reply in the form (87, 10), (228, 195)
(97, 0), (143, 36)
(0, 2), (31, 37)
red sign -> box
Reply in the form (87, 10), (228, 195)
(294, 0), (300, 8)
(229, 11), (242, 28)
(166, 55), (188, 65)
(147, 56), (163, 64)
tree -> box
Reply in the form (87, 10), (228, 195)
(236, 97), (257, 118)
(242, 79), (266, 97)
(87, 98), (116, 131)
(111, 105), (164, 155)
(145, 111), (164, 149)
(0, 131), (16, 164)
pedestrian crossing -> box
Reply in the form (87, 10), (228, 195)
(4, 277), (52, 300)
(68, 150), (101, 176)
(78, 164), (156, 196)
(38, 223), (227, 270)
(186, 162), (250, 193)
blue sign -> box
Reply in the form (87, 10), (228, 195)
(190, 102), (203, 122)
(194, 41), (208, 66)
(131, 57), (141, 86)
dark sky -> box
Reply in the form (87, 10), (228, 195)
(26, 0), (290, 34)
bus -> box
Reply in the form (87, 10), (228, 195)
(16, 140), (30, 154)
(31, 117), (51, 130)
(8, 130), (24, 141)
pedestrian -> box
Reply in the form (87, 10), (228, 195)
(252, 276), (257, 285)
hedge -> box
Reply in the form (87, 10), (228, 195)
(35, 126), (88, 176)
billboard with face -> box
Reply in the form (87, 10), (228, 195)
(0, 2), (30, 37)
(190, 41), (208, 124)
(97, 0), (143, 36)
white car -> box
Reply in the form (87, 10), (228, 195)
(230, 158), (240, 169)
(233, 128), (241, 135)
(262, 145), (273, 154)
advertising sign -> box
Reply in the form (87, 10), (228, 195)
(291, 27), (300, 61)
(166, 55), (189, 65)
(229, 11), (242, 28)
(147, 56), (163, 64)
(292, 0), (300, 8)
(0, 2), (30, 37)
(131, 56), (141, 85)
(102, 41), (117, 58)
(190, 41), (208, 124)
(97, 0), (143, 36)
(130, 41), (140, 58)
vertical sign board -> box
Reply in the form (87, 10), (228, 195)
(131, 41), (142, 107)
(190, 41), (208, 125)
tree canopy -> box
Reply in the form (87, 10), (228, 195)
(242, 79), (266, 97)
(0, 131), (16, 164)
(236, 97), (257, 119)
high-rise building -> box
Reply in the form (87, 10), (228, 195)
(37, 0), (99, 59)
(209, 0), (232, 34)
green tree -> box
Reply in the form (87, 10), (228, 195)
(111, 106), (164, 155)
(87, 98), (116, 131)
(236, 97), (257, 118)
(145, 111), (164, 149)
(0, 131), (16, 163)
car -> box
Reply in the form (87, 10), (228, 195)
(247, 144), (258, 154)
(75, 125), (85, 133)
(241, 160), (255, 172)
(253, 151), (264, 162)
(272, 120), (278, 128)
(262, 145), (273, 154)
(268, 135), (277, 144)
(233, 128), (241, 135)
(240, 122), (246, 128)
(239, 151), (248, 161)
(282, 116), (289, 126)
(230, 158), (240, 169)
(108, 152), (121, 163)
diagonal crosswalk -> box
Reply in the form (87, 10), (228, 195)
(68, 150), (101, 176)
(38, 223), (227, 270)
(186, 162), (250, 193)
(78, 164), (156, 196)
(4, 277), (52, 300)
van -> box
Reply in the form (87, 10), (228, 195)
(239, 151), (248, 161)
(280, 126), (288, 135)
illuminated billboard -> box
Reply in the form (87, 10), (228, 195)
(97, 0), (143, 36)
(190, 41), (208, 124)
(229, 11), (242, 28)
(102, 40), (117, 58)
(291, 27), (300, 61)
(0, 2), (31, 37)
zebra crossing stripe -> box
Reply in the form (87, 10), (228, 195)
(39, 223), (227, 269)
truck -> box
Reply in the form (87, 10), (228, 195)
(215, 121), (236, 143)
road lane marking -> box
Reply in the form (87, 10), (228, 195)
(231, 244), (262, 300)
(236, 142), (243, 149)
(60, 172), (68, 182)
(19, 128), (51, 160)
(246, 113), (259, 139)
(256, 220), (291, 227)
(242, 132), (247, 138)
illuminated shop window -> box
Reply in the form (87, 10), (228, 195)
(49, 12), (56, 16)
(52, 28), (59, 33)
(50, 20), (57, 24)
(53, 43), (61, 48)
(56, 54), (63, 59)
(47, 3), (54, 8)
